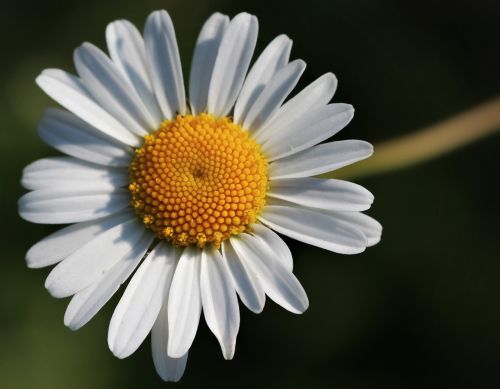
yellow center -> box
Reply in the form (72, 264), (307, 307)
(129, 113), (268, 248)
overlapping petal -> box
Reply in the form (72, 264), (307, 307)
(189, 13), (229, 115)
(37, 109), (132, 167)
(207, 12), (258, 117)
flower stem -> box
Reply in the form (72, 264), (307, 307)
(324, 96), (500, 180)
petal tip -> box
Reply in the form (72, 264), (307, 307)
(166, 344), (186, 359)
(222, 344), (236, 360)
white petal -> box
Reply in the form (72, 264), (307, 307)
(263, 104), (355, 161)
(256, 73), (337, 143)
(189, 13), (229, 115)
(151, 302), (188, 382)
(269, 140), (374, 179)
(144, 10), (186, 119)
(268, 177), (374, 212)
(222, 240), (265, 314)
(45, 217), (143, 298)
(26, 210), (133, 269)
(200, 245), (240, 360)
(207, 13), (258, 117)
(64, 230), (154, 330)
(106, 19), (163, 124)
(167, 246), (202, 358)
(36, 69), (140, 147)
(231, 234), (308, 314)
(22, 156), (128, 191)
(250, 223), (293, 271)
(108, 242), (179, 359)
(259, 205), (368, 254)
(326, 211), (382, 247)
(234, 34), (292, 124)
(18, 187), (130, 224)
(38, 109), (132, 167)
(74, 42), (156, 135)
(243, 59), (306, 132)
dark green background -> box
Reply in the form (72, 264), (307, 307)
(1, 0), (499, 388)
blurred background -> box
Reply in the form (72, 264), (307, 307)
(1, 0), (499, 388)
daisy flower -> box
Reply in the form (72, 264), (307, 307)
(19, 10), (382, 382)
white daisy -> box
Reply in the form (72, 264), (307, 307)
(19, 10), (381, 382)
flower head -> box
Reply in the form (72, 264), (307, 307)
(19, 10), (381, 381)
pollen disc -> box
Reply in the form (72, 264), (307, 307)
(129, 113), (268, 248)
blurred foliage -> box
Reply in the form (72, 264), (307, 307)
(1, 0), (499, 388)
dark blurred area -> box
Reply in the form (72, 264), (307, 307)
(1, 0), (499, 388)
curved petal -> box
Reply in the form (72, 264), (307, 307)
(268, 140), (374, 179)
(18, 187), (130, 224)
(259, 205), (368, 254)
(234, 34), (292, 124)
(74, 42), (156, 135)
(263, 104), (355, 161)
(36, 69), (140, 147)
(108, 242), (179, 359)
(44, 217), (143, 298)
(151, 301), (188, 382)
(25, 210), (133, 269)
(268, 177), (374, 212)
(207, 13), (258, 117)
(64, 230), (155, 330)
(222, 240), (265, 314)
(21, 156), (128, 191)
(243, 59), (306, 132)
(250, 223), (293, 271)
(167, 246), (202, 358)
(325, 211), (382, 247)
(256, 73), (337, 143)
(38, 109), (132, 167)
(189, 13), (229, 115)
(200, 245), (240, 360)
(231, 234), (308, 314)
(144, 10), (186, 119)
(106, 19), (163, 124)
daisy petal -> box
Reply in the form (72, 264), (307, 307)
(64, 231), (155, 330)
(36, 69), (140, 147)
(106, 19), (163, 124)
(144, 10), (186, 119)
(263, 104), (355, 161)
(45, 217), (143, 298)
(269, 140), (374, 179)
(38, 109), (132, 167)
(108, 242), (179, 359)
(167, 246), (202, 358)
(207, 12), (258, 117)
(189, 13), (229, 115)
(231, 234), (308, 314)
(250, 223), (293, 271)
(200, 245), (240, 360)
(26, 210), (133, 269)
(222, 240), (266, 314)
(21, 157), (128, 191)
(326, 211), (382, 247)
(74, 42), (156, 135)
(152, 302), (188, 382)
(268, 177), (374, 212)
(234, 34), (292, 124)
(18, 187), (130, 224)
(259, 205), (368, 254)
(255, 73), (337, 143)
(243, 59), (306, 132)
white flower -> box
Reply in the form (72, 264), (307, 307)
(19, 10), (382, 382)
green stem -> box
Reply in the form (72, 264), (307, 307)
(323, 97), (500, 180)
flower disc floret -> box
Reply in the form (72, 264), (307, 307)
(129, 113), (268, 248)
